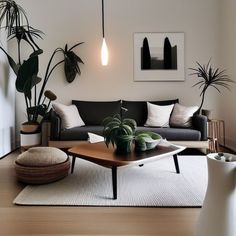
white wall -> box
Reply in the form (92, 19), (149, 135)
(0, 32), (15, 157)
(14, 0), (220, 144)
(219, 0), (236, 151)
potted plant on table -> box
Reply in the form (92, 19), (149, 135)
(189, 60), (234, 117)
(0, 0), (84, 148)
(103, 108), (162, 154)
(102, 108), (136, 154)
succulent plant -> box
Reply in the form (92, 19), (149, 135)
(102, 108), (137, 154)
(135, 131), (162, 152)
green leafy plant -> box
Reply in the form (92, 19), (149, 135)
(102, 107), (137, 154)
(0, 0), (84, 124)
(189, 60), (234, 114)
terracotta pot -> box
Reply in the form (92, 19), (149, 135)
(21, 122), (40, 133)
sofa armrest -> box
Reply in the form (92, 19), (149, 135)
(192, 114), (208, 141)
(50, 110), (61, 140)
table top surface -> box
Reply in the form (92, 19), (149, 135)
(68, 142), (185, 167)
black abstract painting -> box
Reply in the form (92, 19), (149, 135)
(141, 36), (177, 70)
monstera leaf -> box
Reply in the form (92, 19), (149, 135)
(15, 53), (39, 94)
(63, 43), (84, 83)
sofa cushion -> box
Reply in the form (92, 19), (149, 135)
(52, 103), (85, 129)
(145, 102), (174, 127)
(60, 126), (104, 141)
(72, 100), (121, 125)
(136, 127), (201, 141)
(122, 99), (179, 126)
(170, 103), (199, 128)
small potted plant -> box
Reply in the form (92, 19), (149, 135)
(102, 107), (137, 154)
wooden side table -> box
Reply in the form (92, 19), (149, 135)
(208, 119), (225, 152)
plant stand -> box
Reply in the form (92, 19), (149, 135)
(196, 153), (236, 236)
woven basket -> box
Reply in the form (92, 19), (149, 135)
(15, 158), (70, 184)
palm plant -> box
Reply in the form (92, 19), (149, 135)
(102, 107), (137, 154)
(0, 0), (84, 124)
(189, 60), (234, 114)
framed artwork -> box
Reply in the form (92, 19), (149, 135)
(134, 32), (185, 81)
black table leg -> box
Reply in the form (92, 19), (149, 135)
(112, 166), (117, 200)
(71, 156), (76, 174)
(173, 154), (180, 174)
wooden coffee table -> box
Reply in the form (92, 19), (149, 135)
(68, 142), (185, 200)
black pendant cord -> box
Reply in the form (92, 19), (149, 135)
(102, 0), (105, 38)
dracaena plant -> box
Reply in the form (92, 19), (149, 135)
(0, 0), (84, 124)
(189, 60), (234, 114)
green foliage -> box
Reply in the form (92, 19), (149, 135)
(189, 60), (234, 113)
(103, 113), (137, 148)
(135, 131), (162, 152)
(0, 0), (84, 123)
(103, 109), (137, 154)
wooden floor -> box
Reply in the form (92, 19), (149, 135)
(0, 151), (200, 236)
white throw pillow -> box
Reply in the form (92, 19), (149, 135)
(170, 103), (198, 128)
(52, 103), (85, 129)
(145, 102), (174, 127)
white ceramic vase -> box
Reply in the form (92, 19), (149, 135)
(196, 153), (236, 236)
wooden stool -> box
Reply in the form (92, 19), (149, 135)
(208, 119), (225, 152)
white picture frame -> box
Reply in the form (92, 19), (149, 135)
(134, 32), (185, 81)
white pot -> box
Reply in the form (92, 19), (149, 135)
(20, 132), (41, 150)
(196, 153), (236, 236)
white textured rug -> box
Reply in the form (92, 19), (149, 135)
(14, 155), (208, 207)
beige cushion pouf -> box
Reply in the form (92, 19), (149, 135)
(15, 147), (70, 184)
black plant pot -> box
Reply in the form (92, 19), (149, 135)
(115, 137), (133, 155)
(201, 109), (211, 120)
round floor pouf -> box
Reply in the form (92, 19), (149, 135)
(15, 147), (70, 184)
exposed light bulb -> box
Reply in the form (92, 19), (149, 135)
(101, 38), (109, 66)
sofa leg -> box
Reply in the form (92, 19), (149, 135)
(173, 154), (180, 174)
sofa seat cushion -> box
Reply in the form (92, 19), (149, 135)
(72, 100), (121, 125)
(60, 126), (104, 141)
(136, 127), (201, 141)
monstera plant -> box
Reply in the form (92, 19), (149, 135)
(102, 107), (137, 154)
(0, 0), (84, 128)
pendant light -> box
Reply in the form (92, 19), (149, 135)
(101, 0), (109, 66)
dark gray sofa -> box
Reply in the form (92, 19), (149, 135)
(49, 99), (208, 149)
